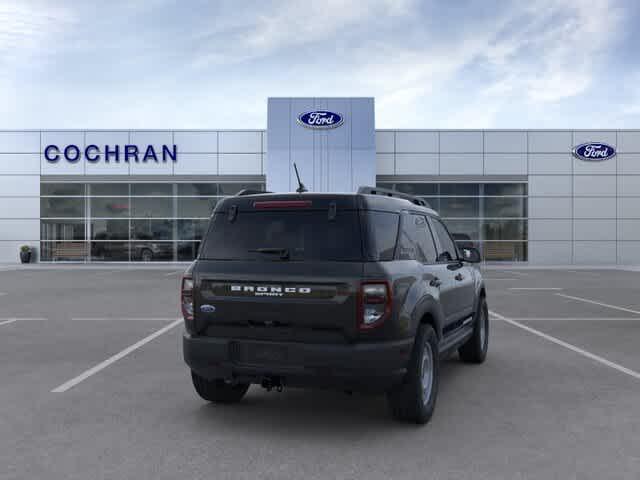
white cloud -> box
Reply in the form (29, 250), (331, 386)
(0, 0), (75, 66)
(353, 0), (624, 127)
(0, 0), (631, 128)
(192, 0), (417, 67)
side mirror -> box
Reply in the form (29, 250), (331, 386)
(461, 247), (481, 263)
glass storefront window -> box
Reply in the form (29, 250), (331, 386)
(41, 183), (85, 196)
(484, 197), (527, 218)
(393, 183), (439, 196)
(37, 181), (287, 262)
(442, 219), (481, 241)
(90, 242), (130, 261)
(178, 241), (201, 261)
(440, 183), (479, 196)
(40, 241), (88, 261)
(90, 183), (128, 196)
(131, 197), (172, 218)
(177, 197), (218, 218)
(131, 242), (175, 262)
(41, 220), (85, 241)
(177, 183), (219, 196)
(482, 241), (527, 262)
(483, 220), (527, 240)
(132, 219), (174, 240)
(177, 219), (209, 240)
(131, 183), (173, 196)
(41, 198), (85, 218)
(91, 198), (130, 218)
(91, 220), (129, 240)
(484, 183), (527, 196)
(439, 197), (479, 217)
(376, 181), (528, 262)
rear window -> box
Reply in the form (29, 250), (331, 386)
(201, 210), (363, 261)
(362, 211), (399, 261)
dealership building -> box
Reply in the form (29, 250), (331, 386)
(1, 97), (639, 265)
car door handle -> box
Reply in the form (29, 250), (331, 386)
(429, 277), (442, 288)
(454, 273), (464, 281)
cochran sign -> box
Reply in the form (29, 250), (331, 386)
(44, 144), (178, 163)
(297, 110), (344, 129)
(572, 142), (616, 162)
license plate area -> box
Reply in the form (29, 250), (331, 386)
(230, 342), (289, 365)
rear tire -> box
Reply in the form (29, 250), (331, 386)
(191, 371), (250, 404)
(458, 296), (489, 364)
(387, 324), (439, 424)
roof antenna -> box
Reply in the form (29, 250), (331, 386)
(293, 162), (308, 193)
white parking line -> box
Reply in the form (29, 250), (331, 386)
(566, 270), (601, 276)
(556, 293), (640, 316)
(509, 317), (640, 321)
(509, 287), (563, 291)
(489, 309), (640, 381)
(71, 317), (178, 321)
(51, 319), (182, 393)
(0, 317), (47, 322)
(163, 271), (183, 277)
(0, 319), (18, 327)
(506, 271), (531, 277)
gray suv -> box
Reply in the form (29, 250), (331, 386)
(182, 187), (488, 424)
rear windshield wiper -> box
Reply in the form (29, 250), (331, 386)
(248, 247), (290, 260)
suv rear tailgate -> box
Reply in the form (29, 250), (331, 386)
(194, 260), (364, 342)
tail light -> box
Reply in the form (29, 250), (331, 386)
(358, 281), (392, 330)
(181, 276), (194, 322)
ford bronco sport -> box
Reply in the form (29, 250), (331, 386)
(182, 186), (488, 424)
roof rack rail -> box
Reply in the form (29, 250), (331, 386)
(357, 186), (431, 208)
(235, 189), (272, 196)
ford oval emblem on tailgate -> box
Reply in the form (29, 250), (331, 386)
(200, 304), (216, 313)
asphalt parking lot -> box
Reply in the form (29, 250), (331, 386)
(1, 265), (639, 479)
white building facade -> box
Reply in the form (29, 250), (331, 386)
(0, 97), (639, 264)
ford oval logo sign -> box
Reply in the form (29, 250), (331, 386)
(297, 110), (344, 129)
(200, 304), (216, 313)
(572, 142), (616, 162)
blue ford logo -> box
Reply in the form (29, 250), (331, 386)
(572, 142), (616, 162)
(200, 304), (216, 313)
(297, 110), (344, 129)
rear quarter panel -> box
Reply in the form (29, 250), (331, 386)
(363, 261), (445, 341)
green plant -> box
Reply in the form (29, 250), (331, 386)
(20, 245), (31, 253)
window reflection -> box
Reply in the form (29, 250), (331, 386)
(41, 198), (85, 218)
(484, 197), (527, 218)
(131, 197), (172, 218)
(132, 220), (174, 240)
(377, 182), (528, 261)
(177, 197), (218, 217)
(91, 198), (130, 218)
(38, 181), (266, 262)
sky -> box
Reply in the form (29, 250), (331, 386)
(1, 0), (639, 129)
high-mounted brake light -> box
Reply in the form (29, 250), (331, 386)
(358, 281), (392, 330)
(181, 276), (194, 323)
(253, 200), (312, 209)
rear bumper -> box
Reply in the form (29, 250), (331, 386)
(183, 333), (414, 392)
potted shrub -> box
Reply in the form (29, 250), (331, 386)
(19, 245), (32, 264)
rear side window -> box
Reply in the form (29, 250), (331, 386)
(396, 214), (437, 263)
(362, 211), (399, 261)
(431, 218), (458, 262)
(201, 210), (362, 261)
